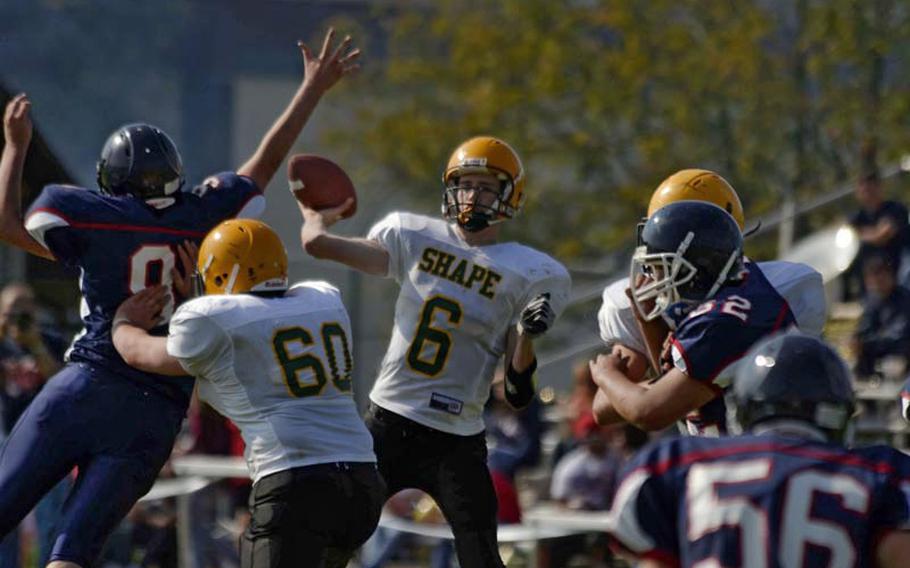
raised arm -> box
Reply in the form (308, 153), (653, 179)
(236, 28), (360, 191)
(0, 95), (54, 260)
(501, 293), (556, 410)
(298, 198), (390, 276)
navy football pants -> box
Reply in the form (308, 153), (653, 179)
(0, 363), (184, 567)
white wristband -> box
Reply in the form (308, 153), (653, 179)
(111, 316), (135, 330)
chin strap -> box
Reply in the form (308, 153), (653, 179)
(457, 210), (492, 232)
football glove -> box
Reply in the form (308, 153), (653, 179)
(517, 292), (554, 338)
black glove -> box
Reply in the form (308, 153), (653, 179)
(517, 293), (554, 338)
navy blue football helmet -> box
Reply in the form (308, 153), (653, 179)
(734, 332), (855, 442)
(630, 200), (744, 322)
(96, 124), (184, 199)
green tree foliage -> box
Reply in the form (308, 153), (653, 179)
(331, 0), (909, 261)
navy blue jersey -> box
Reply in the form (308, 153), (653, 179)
(24, 172), (263, 404)
(608, 434), (910, 567)
(670, 262), (797, 435)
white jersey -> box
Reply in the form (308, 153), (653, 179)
(167, 281), (375, 484)
(367, 212), (571, 435)
(598, 260), (826, 351)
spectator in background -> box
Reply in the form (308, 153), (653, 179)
(0, 282), (68, 568)
(550, 421), (621, 512)
(0, 283), (66, 431)
(851, 254), (910, 378)
(850, 171), (910, 293)
(551, 361), (600, 468)
(543, 421), (644, 568)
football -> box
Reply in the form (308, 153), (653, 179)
(287, 154), (357, 218)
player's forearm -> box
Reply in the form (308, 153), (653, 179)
(511, 332), (536, 372)
(594, 368), (669, 431)
(300, 225), (390, 276)
(112, 324), (187, 377)
(0, 145), (52, 259)
(592, 389), (626, 425)
(237, 85), (324, 191)
(0, 144), (26, 225)
(503, 331), (537, 409)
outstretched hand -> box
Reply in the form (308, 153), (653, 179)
(299, 28), (361, 95)
(3, 94), (32, 150)
(115, 286), (170, 331)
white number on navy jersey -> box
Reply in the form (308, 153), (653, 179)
(688, 460), (771, 568)
(129, 244), (176, 320)
(688, 295), (752, 323)
(272, 323), (353, 397)
(687, 460), (866, 567)
(719, 295), (752, 322)
(780, 471), (867, 568)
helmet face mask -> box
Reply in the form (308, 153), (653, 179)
(443, 173), (510, 232)
(630, 201), (744, 325)
(629, 237), (699, 322)
(442, 136), (524, 231)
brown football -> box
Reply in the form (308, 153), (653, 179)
(287, 154), (357, 218)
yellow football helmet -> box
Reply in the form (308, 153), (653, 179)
(197, 219), (288, 295)
(442, 136), (525, 231)
(647, 169), (745, 231)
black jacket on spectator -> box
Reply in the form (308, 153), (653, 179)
(850, 200), (910, 271)
(854, 285), (910, 376)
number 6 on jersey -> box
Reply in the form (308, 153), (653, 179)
(406, 295), (463, 377)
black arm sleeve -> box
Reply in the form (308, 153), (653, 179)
(505, 357), (537, 409)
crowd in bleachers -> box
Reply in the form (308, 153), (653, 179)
(847, 171), (910, 383)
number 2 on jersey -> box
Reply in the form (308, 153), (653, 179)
(407, 295), (463, 377)
(272, 323), (353, 398)
(688, 294), (752, 322)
